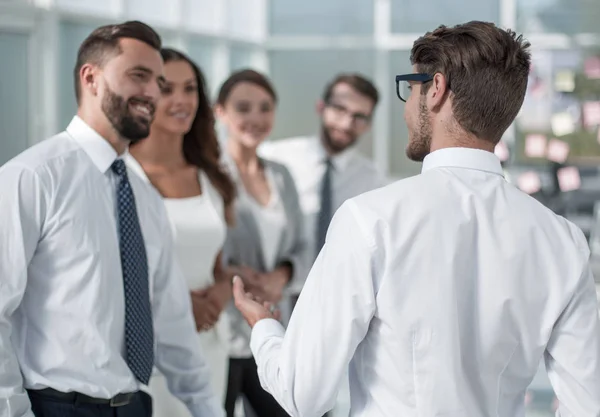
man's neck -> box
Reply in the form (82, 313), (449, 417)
(76, 108), (129, 155)
(429, 123), (495, 154)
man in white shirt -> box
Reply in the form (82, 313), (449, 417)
(0, 21), (223, 417)
(259, 73), (387, 292)
(233, 21), (600, 417)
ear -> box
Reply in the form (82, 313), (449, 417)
(428, 72), (450, 109)
(80, 63), (100, 98)
(316, 99), (325, 115)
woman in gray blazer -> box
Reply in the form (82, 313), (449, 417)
(215, 69), (307, 417)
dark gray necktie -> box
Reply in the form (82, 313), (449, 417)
(111, 159), (154, 385)
(316, 158), (333, 256)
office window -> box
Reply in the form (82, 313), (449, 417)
(0, 31), (30, 165)
(269, 0), (374, 36)
(56, 0), (119, 17)
(268, 49), (375, 157)
(391, 0), (499, 34)
(185, 0), (221, 34)
(124, 0), (178, 27)
(228, 0), (265, 41)
(186, 38), (215, 91)
(230, 46), (255, 71)
(517, 0), (600, 34)
(515, 48), (600, 163)
(58, 21), (97, 131)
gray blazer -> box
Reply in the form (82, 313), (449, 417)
(221, 155), (308, 357)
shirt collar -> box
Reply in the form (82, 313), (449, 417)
(421, 147), (504, 177)
(311, 136), (357, 171)
(66, 115), (119, 174)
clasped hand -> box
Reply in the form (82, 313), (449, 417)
(235, 265), (287, 304)
(190, 281), (230, 332)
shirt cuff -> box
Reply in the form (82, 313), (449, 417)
(250, 318), (285, 357)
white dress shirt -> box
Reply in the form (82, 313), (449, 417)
(0, 116), (224, 417)
(259, 136), (387, 269)
(250, 147), (600, 417)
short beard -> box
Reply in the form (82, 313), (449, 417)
(405, 95), (432, 162)
(320, 124), (357, 154)
(101, 84), (153, 144)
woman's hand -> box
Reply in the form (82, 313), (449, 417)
(256, 269), (288, 304)
(203, 281), (232, 313)
(190, 289), (220, 332)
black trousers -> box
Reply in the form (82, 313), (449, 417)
(28, 389), (152, 417)
(225, 357), (289, 417)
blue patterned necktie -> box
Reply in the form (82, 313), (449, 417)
(111, 159), (154, 385)
(316, 158), (333, 256)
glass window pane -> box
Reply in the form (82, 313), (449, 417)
(269, 0), (374, 35)
(515, 47), (600, 163)
(228, 0), (265, 41)
(391, 0), (499, 34)
(58, 21), (98, 131)
(186, 38), (215, 91)
(268, 50), (375, 157)
(56, 0), (118, 17)
(517, 0), (600, 34)
(389, 51), (422, 177)
(124, 0), (178, 27)
(230, 46), (255, 71)
(0, 31), (30, 165)
(185, 0), (221, 34)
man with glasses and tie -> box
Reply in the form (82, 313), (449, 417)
(258, 73), (386, 416)
(260, 74), (387, 294)
(0, 21), (223, 417)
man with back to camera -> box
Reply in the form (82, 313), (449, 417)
(233, 21), (600, 416)
(259, 73), (387, 294)
(0, 21), (224, 417)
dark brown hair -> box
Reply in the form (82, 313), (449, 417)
(161, 48), (236, 225)
(216, 69), (277, 106)
(411, 21), (531, 144)
(74, 20), (161, 104)
(322, 73), (379, 107)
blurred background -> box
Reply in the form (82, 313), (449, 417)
(2, 0), (600, 415)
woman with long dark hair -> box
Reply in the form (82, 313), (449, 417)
(126, 48), (235, 416)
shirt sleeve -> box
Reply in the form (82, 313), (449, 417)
(151, 208), (225, 417)
(250, 200), (381, 416)
(0, 164), (46, 417)
(545, 252), (600, 416)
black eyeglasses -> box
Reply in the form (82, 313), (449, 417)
(395, 73), (434, 102)
(325, 101), (372, 128)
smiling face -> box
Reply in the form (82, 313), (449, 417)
(216, 81), (276, 150)
(82, 37), (164, 143)
(152, 59), (199, 136)
(319, 82), (374, 154)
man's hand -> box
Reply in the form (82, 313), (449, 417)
(233, 276), (280, 328)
